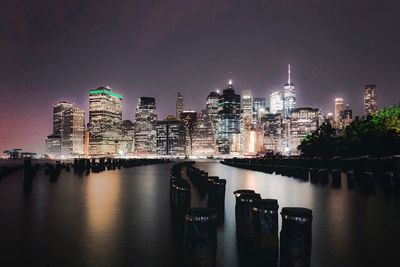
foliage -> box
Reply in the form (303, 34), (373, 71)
(299, 105), (400, 157)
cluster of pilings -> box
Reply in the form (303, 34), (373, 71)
(169, 162), (226, 267)
(73, 158), (171, 175)
(234, 189), (313, 267)
(223, 158), (400, 196)
(0, 164), (23, 180)
(186, 165), (227, 221)
(23, 158), (40, 191)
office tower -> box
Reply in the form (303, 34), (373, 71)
(270, 91), (283, 114)
(206, 91), (221, 131)
(263, 113), (283, 153)
(243, 125), (264, 155)
(156, 120), (186, 156)
(340, 104), (353, 129)
(283, 64), (296, 117)
(134, 97), (157, 155)
(364, 84), (377, 115)
(180, 110), (197, 155)
(119, 120), (135, 155)
(88, 86), (123, 156)
(334, 98), (344, 129)
(241, 90), (254, 127)
(192, 110), (215, 156)
(254, 97), (266, 122)
(176, 92), (184, 120)
(288, 107), (320, 155)
(46, 101), (85, 156)
(217, 79), (241, 154)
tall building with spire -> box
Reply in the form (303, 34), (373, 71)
(283, 64), (296, 117)
(176, 92), (184, 120)
(217, 79), (241, 154)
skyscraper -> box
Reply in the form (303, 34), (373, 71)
(88, 86), (123, 156)
(134, 97), (157, 155)
(270, 91), (283, 114)
(340, 104), (353, 129)
(192, 110), (215, 156)
(364, 84), (377, 115)
(241, 90), (254, 127)
(334, 97), (344, 128)
(217, 80), (241, 154)
(254, 97), (267, 122)
(46, 101), (85, 156)
(156, 119), (186, 156)
(283, 64), (296, 117)
(176, 92), (184, 120)
(180, 110), (197, 155)
(206, 91), (220, 136)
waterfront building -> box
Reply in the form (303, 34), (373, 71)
(288, 107), (320, 155)
(270, 91), (283, 114)
(192, 110), (215, 157)
(334, 97), (344, 129)
(176, 92), (184, 120)
(156, 120), (186, 156)
(283, 64), (296, 117)
(88, 86), (123, 156)
(120, 120), (135, 155)
(243, 125), (265, 155)
(134, 97), (157, 155)
(46, 101), (85, 156)
(217, 80), (241, 154)
(364, 84), (377, 115)
(180, 110), (197, 155)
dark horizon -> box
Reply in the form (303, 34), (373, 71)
(1, 0), (399, 153)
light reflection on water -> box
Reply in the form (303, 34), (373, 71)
(0, 161), (399, 267)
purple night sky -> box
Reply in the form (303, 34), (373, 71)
(0, 0), (399, 153)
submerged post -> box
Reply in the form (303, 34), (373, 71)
(252, 199), (279, 266)
(280, 207), (313, 267)
(184, 208), (218, 267)
(207, 179), (226, 221)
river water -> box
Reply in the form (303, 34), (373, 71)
(0, 161), (399, 266)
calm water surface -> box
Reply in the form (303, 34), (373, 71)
(1, 161), (399, 266)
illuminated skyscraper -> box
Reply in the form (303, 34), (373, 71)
(254, 97), (267, 122)
(283, 64), (296, 117)
(217, 79), (241, 154)
(134, 97), (157, 155)
(156, 119), (186, 156)
(181, 110), (197, 155)
(241, 90), (254, 127)
(364, 84), (377, 115)
(192, 110), (215, 156)
(176, 92), (184, 120)
(334, 98), (344, 128)
(288, 107), (320, 155)
(88, 86), (123, 156)
(206, 91), (220, 142)
(270, 91), (283, 114)
(340, 104), (353, 129)
(46, 101), (85, 156)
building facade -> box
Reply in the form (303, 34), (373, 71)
(46, 101), (85, 156)
(270, 91), (283, 114)
(176, 92), (184, 120)
(334, 97), (344, 129)
(217, 80), (241, 155)
(134, 97), (157, 155)
(364, 84), (377, 115)
(88, 87), (123, 156)
(156, 120), (186, 156)
(192, 110), (215, 156)
(283, 64), (296, 117)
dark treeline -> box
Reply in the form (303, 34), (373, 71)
(299, 105), (400, 157)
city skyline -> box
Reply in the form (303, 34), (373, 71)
(1, 1), (400, 153)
